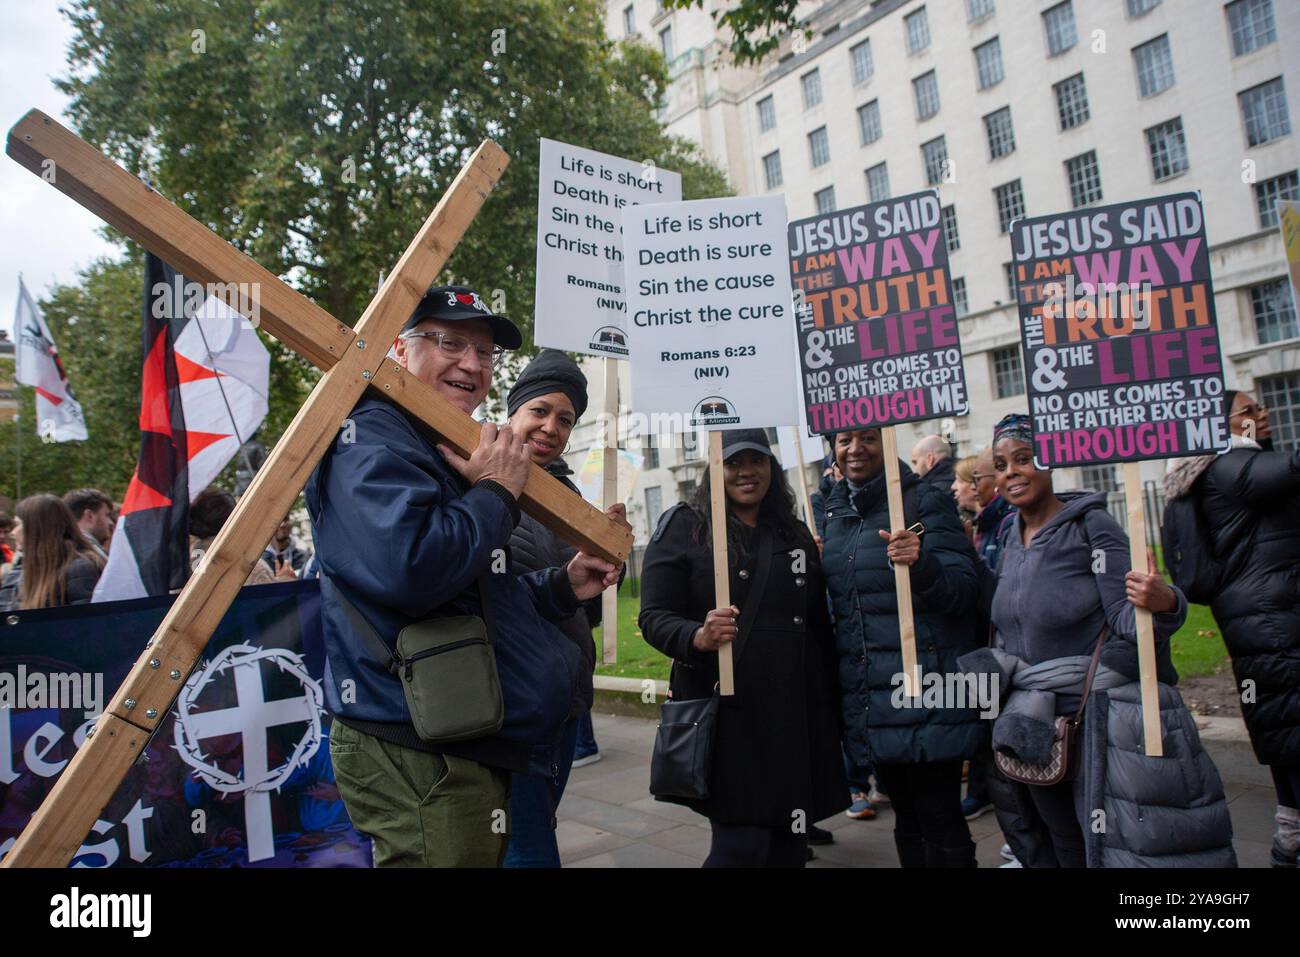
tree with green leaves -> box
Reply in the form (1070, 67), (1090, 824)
(0, 0), (729, 504)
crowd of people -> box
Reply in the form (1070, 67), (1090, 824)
(3, 281), (1296, 872)
(0, 486), (315, 610)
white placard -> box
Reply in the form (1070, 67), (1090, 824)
(621, 195), (800, 431)
(534, 139), (683, 357)
(777, 424), (826, 472)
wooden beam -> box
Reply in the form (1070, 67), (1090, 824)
(371, 360), (633, 564)
(5, 109), (353, 371)
(1, 137), (511, 868)
(881, 426), (920, 698)
(1124, 461), (1163, 757)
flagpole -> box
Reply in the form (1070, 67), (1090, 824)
(14, 410), (21, 501)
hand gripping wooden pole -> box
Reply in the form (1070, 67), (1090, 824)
(881, 427), (920, 698)
(2, 110), (630, 867)
(1123, 462), (1164, 757)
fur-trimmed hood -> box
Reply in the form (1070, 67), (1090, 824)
(1162, 434), (1259, 500)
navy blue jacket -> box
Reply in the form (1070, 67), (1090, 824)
(822, 464), (986, 766)
(305, 397), (582, 775)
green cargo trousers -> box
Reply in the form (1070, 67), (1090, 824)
(330, 720), (511, 867)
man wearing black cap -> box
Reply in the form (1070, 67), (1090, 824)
(305, 285), (621, 867)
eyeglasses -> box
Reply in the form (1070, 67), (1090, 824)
(402, 330), (505, 366)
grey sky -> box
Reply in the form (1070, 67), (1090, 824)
(1, 1), (117, 338)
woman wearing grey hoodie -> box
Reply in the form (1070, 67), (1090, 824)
(973, 414), (1227, 867)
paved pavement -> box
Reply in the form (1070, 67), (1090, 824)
(558, 711), (1279, 868)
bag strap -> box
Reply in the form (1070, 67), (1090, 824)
(730, 525), (774, 668)
(1072, 624), (1109, 724)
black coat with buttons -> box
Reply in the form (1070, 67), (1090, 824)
(638, 504), (849, 828)
(821, 466), (986, 768)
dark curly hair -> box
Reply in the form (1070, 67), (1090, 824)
(688, 452), (813, 566)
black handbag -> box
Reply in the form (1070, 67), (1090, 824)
(649, 527), (773, 800)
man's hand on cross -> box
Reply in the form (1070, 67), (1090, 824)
(437, 423), (531, 498)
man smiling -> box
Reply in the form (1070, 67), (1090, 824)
(305, 285), (620, 867)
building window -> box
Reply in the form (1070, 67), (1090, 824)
(942, 204), (961, 251)
(1080, 464), (1119, 492)
(815, 186), (837, 215)
(802, 68), (823, 109)
(659, 25), (674, 61)
(913, 70), (940, 120)
(1226, 0), (1276, 57)
(994, 180), (1025, 234)
(1251, 279), (1299, 344)
(1126, 0), (1160, 16)
(1260, 371), (1300, 451)
(984, 106), (1016, 159)
(1066, 150), (1103, 208)
(991, 345), (1025, 398)
(968, 0), (995, 21)
(1133, 35), (1176, 98)
(808, 126), (830, 168)
(623, 4), (635, 35)
(953, 277), (969, 317)
(905, 7), (931, 54)
(974, 37), (1004, 90)
(922, 136), (948, 186)
(682, 430), (700, 461)
(763, 151), (783, 189)
(866, 162), (890, 202)
(858, 100), (882, 144)
(757, 95), (776, 133)
(1042, 1), (1077, 57)
(1240, 78), (1291, 147)
(1003, 262), (1017, 301)
(644, 486), (663, 526)
(1255, 170), (1299, 228)
(1054, 73), (1090, 130)
(1145, 117), (1189, 181)
(643, 439), (660, 470)
(850, 38), (874, 86)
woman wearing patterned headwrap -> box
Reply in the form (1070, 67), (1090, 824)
(968, 414), (1233, 867)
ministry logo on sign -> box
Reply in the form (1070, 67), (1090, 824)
(691, 395), (740, 427)
(588, 325), (628, 356)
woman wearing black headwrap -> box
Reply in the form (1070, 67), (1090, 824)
(500, 349), (626, 867)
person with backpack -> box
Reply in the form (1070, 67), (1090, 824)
(966, 414), (1234, 867)
(821, 427), (986, 867)
(1162, 389), (1300, 867)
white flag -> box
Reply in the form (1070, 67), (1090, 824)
(13, 278), (88, 441)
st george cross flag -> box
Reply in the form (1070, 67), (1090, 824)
(12, 277), (87, 441)
(93, 254), (269, 602)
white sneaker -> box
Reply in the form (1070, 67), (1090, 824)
(867, 786), (889, 805)
(571, 751), (602, 769)
(999, 858), (1023, 868)
(999, 843), (1014, 861)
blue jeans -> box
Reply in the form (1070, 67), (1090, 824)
(503, 718), (579, 868)
(574, 709), (598, 757)
(842, 741), (873, 794)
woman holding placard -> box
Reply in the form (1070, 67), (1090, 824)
(971, 413), (1235, 868)
(639, 429), (847, 867)
(821, 429), (984, 868)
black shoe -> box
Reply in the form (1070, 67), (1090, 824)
(807, 824), (833, 846)
(894, 831), (927, 868)
(1271, 839), (1298, 868)
(806, 845), (816, 862)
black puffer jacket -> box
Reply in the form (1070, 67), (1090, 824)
(0, 555), (101, 611)
(508, 461), (598, 717)
(822, 464), (986, 766)
(1169, 443), (1300, 766)
(639, 504), (848, 827)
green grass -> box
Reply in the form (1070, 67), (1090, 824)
(594, 596), (1230, 682)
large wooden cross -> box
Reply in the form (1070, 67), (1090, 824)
(2, 109), (633, 868)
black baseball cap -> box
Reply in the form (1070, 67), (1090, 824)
(402, 284), (523, 350)
(720, 428), (775, 461)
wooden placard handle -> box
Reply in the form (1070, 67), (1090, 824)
(792, 431), (817, 537)
(881, 427), (920, 698)
(709, 431), (735, 696)
(601, 358), (620, 665)
(1123, 461), (1164, 757)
